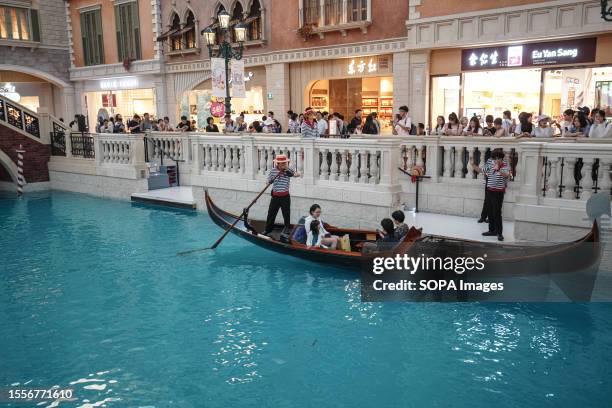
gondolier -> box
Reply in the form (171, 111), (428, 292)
(263, 154), (301, 236)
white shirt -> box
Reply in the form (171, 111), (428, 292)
(305, 215), (329, 248)
(395, 116), (412, 136)
(317, 119), (328, 136)
(588, 122), (612, 138)
(502, 118), (513, 134)
(532, 126), (553, 138)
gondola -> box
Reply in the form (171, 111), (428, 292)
(205, 190), (602, 276)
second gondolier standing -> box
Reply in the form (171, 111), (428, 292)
(263, 154), (301, 236)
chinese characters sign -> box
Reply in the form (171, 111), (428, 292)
(348, 58), (377, 75)
(461, 38), (597, 71)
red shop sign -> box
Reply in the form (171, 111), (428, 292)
(210, 101), (225, 117)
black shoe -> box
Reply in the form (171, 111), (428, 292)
(482, 231), (496, 236)
(477, 218), (487, 223)
(497, 235), (504, 241)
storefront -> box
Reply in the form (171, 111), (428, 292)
(291, 54), (395, 133)
(82, 75), (158, 125)
(180, 66), (266, 128)
(0, 71), (63, 115)
(429, 35), (612, 128)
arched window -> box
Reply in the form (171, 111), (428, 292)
(247, 0), (262, 41)
(183, 10), (196, 49)
(169, 13), (182, 51)
(230, 2), (243, 43)
(214, 4), (227, 44)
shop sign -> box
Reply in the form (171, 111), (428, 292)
(102, 94), (117, 107)
(99, 77), (139, 90)
(348, 58), (377, 75)
(210, 101), (225, 117)
(461, 37), (597, 71)
(0, 82), (20, 102)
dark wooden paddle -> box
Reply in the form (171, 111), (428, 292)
(177, 170), (283, 256)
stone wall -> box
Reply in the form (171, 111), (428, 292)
(49, 170), (149, 200)
(0, 48), (70, 84)
(0, 124), (51, 183)
(38, 0), (70, 47)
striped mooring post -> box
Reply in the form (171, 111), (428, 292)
(16, 144), (25, 196)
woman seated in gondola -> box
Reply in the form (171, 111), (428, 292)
(305, 204), (339, 250)
(306, 220), (325, 249)
(362, 218), (399, 254)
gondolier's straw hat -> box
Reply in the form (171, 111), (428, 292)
(273, 154), (290, 164)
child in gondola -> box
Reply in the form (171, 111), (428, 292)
(307, 220), (327, 249)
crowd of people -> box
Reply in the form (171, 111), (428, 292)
(79, 103), (610, 139)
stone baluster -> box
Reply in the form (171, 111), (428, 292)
(224, 146), (232, 172)
(370, 151), (379, 184)
(297, 148), (304, 174)
(416, 145), (424, 168)
(239, 145), (245, 173)
(360, 151), (369, 183)
(340, 150), (349, 181)
(399, 146), (407, 170)
(442, 146), (452, 178)
(546, 158), (558, 197)
(405, 145), (414, 170)
(259, 147), (266, 175)
(266, 147), (274, 173)
(212, 145), (219, 171)
(562, 157), (576, 199)
(598, 159), (611, 196)
(468, 147), (476, 179)
(233, 146), (240, 173)
(202, 145), (209, 171)
(349, 149), (359, 183)
(581, 158), (594, 200)
(330, 149), (339, 181)
(454, 147), (464, 178)
(321, 148), (330, 180)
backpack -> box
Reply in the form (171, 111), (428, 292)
(292, 216), (307, 244)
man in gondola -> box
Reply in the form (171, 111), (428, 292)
(263, 154), (301, 237)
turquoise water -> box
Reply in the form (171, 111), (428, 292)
(1, 191), (612, 408)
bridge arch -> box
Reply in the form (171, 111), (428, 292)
(0, 148), (19, 185)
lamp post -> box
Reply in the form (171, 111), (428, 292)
(201, 10), (247, 115)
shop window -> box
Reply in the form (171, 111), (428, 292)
(0, 6), (40, 42)
(542, 67), (612, 118)
(430, 75), (460, 129)
(169, 13), (181, 51)
(183, 11), (196, 49)
(301, 0), (320, 26)
(80, 8), (104, 66)
(463, 69), (541, 121)
(115, 0), (141, 61)
(246, 0), (262, 41)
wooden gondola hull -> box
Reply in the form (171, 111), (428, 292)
(205, 191), (602, 279)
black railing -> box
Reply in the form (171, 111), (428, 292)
(24, 111), (40, 138)
(0, 99), (5, 122)
(70, 133), (95, 158)
(144, 136), (184, 186)
(51, 131), (66, 156)
(6, 102), (23, 130)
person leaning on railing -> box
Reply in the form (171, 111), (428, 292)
(442, 112), (463, 136)
(589, 109), (612, 138)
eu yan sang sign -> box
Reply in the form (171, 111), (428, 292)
(461, 38), (597, 71)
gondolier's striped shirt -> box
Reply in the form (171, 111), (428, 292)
(267, 168), (295, 196)
(481, 158), (509, 192)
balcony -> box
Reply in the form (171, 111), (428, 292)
(299, 0), (371, 39)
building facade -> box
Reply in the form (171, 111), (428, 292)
(62, 0), (612, 131)
(66, 0), (164, 127)
(406, 0), (612, 129)
(0, 0), (72, 119)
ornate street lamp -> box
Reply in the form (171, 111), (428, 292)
(602, 0), (612, 21)
(201, 11), (246, 115)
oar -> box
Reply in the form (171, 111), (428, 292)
(177, 171), (283, 256)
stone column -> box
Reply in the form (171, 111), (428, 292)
(154, 74), (168, 121)
(393, 50), (430, 127)
(392, 51), (410, 117)
(265, 63), (291, 130)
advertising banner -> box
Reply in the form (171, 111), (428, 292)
(211, 58), (227, 98)
(231, 59), (246, 98)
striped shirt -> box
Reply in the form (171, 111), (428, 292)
(267, 167), (295, 196)
(301, 121), (319, 138)
(482, 158), (509, 192)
